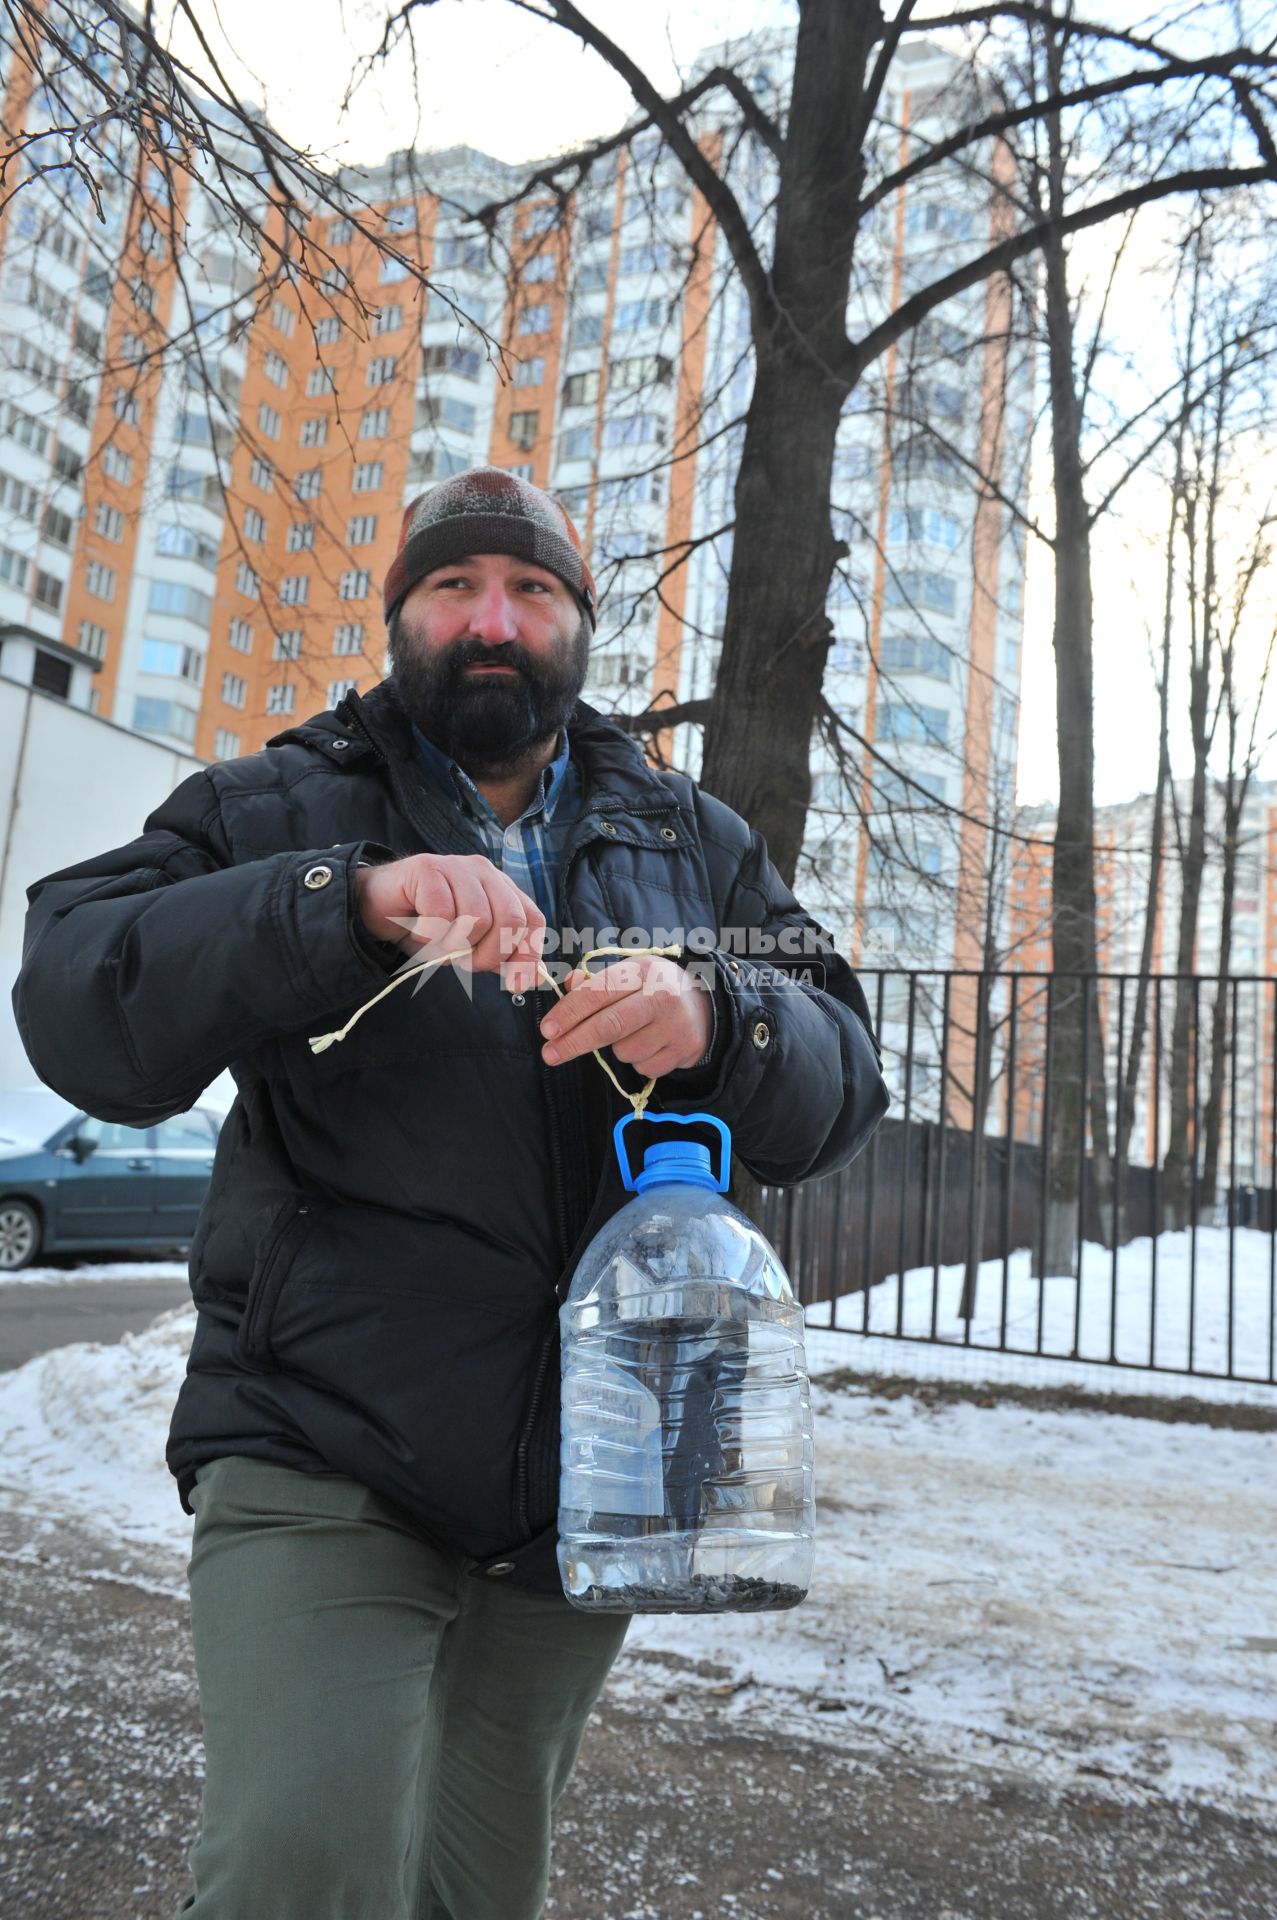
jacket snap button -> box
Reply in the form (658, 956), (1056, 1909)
(303, 865), (334, 890)
(510, 993), (525, 1007)
(728, 960), (740, 974)
(486, 1560), (515, 1577)
(660, 826), (677, 842)
(330, 738), (350, 751)
(600, 820), (617, 836)
(752, 1021), (771, 1049)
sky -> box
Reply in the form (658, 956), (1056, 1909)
(159, 0), (1276, 815)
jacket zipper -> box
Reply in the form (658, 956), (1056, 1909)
(513, 818), (601, 1541)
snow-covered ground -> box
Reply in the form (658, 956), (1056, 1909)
(1, 1244), (1274, 1821)
(806, 1226), (1277, 1406)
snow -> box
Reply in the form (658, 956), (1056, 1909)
(1, 1231), (1274, 1819)
(2, 1258), (190, 1288)
(805, 1227), (1277, 1407)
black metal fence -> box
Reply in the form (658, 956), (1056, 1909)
(759, 970), (1277, 1388)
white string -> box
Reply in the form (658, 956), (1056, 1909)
(308, 942), (685, 1117)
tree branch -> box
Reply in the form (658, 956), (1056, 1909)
(847, 163), (1277, 384)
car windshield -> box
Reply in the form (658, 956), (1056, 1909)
(0, 1087), (78, 1147)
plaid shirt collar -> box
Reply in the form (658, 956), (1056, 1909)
(410, 721), (581, 924)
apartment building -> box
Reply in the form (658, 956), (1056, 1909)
(0, 25), (1028, 968)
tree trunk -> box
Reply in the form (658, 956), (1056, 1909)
(699, 0), (879, 883)
(1035, 58), (1110, 1277)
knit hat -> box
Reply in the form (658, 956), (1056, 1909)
(383, 467), (597, 629)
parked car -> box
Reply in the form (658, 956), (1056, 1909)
(0, 1087), (224, 1272)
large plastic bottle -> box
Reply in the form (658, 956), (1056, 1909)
(557, 1112), (815, 1613)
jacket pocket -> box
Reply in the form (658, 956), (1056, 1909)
(232, 1199), (318, 1372)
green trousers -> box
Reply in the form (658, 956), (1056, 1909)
(175, 1456), (630, 1920)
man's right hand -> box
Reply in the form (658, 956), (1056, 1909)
(355, 854), (546, 992)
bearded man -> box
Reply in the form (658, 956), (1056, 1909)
(13, 467), (887, 1919)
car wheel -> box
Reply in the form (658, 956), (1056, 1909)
(0, 1199), (42, 1273)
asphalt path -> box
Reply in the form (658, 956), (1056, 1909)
(1, 1502), (1275, 1920)
(0, 1272), (191, 1372)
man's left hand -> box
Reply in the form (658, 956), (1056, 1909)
(539, 956), (712, 1078)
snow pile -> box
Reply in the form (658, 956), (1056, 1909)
(1, 1288), (1274, 1816)
(2, 1258), (189, 1288)
(806, 1227), (1277, 1405)
(0, 1305), (193, 1554)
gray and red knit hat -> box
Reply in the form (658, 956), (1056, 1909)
(383, 467), (597, 629)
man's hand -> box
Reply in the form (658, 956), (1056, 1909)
(539, 955), (712, 1078)
(355, 853), (545, 991)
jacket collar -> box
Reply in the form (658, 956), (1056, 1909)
(274, 678), (682, 821)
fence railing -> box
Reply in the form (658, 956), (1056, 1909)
(759, 970), (1277, 1388)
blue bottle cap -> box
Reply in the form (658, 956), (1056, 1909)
(633, 1140), (719, 1194)
(613, 1110), (732, 1192)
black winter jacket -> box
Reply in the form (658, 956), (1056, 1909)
(12, 680), (888, 1592)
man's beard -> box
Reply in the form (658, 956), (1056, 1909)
(388, 612), (591, 779)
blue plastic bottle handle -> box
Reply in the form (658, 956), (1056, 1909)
(613, 1110), (732, 1193)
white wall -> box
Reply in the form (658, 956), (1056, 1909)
(0, 679), (234, 1108)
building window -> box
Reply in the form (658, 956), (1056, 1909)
(327, 678), (357, 707)
(609, 353), (671, 390)
(44, 504), (76, 547)
(294, 469), (323, 501)
(366, 355), (397, 386)
(883, 569), (958, 616)
(327, 217), (353, 246)
(333, 621), (365, 655)
(507, 409), (539, 451)
(271, 298), (296, 336)
(314, 316), (341, 345)
(299, 416), (329, 447)
(602, 412), (663, 448)
(359, 408), (389, 439)
(229, 617), (254, 653)
(141, 637), (202, 682)
(250, 456), (275, 490)
(512, 356), (545, 388)
(522, 205), (558, 235)
(504, 463), (534, 481)
(235, 561), (260, 599)
(423, 344), (482, 380)
(265, 684), (296, 716)
(569, 311), (605, 348)
(133, 697), (196, 742)
(385, 203), (417, 233)
(149, 579), (213, 623)
(372, 305), (403, 335)
(0, 543), (30, 588)
(560, 423), (593, 462)
(613, 297), (666, 333)
(339, 569), (370, 599)
(353, 461), (383, 493)
(347, 514), (377, 545)
(101, 443), (134, 483)
(273, 629), (303, 660)
(33, 568), (64, 612)
(379, 256), (409, 285)
(286, 521), (315, 552)
(562, 370), (600, 408)
(257, 403), (282, 439)
(523, 254), (557, 284)
(214, 728), (242, 758)
(279, 574), (310, 605)
(306, 366), (336, 396)
(878, 701), (949, 747)
(76, 620), (108, 660)
(418, 393), (477, 434)
(112, 388), (141, 425)
(518, 304), (551, 336)
(221, 673), (247, 709)
(86, 560), (116, 602)
(243, 507), (266, 543)
(263, 351), (289, 388)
